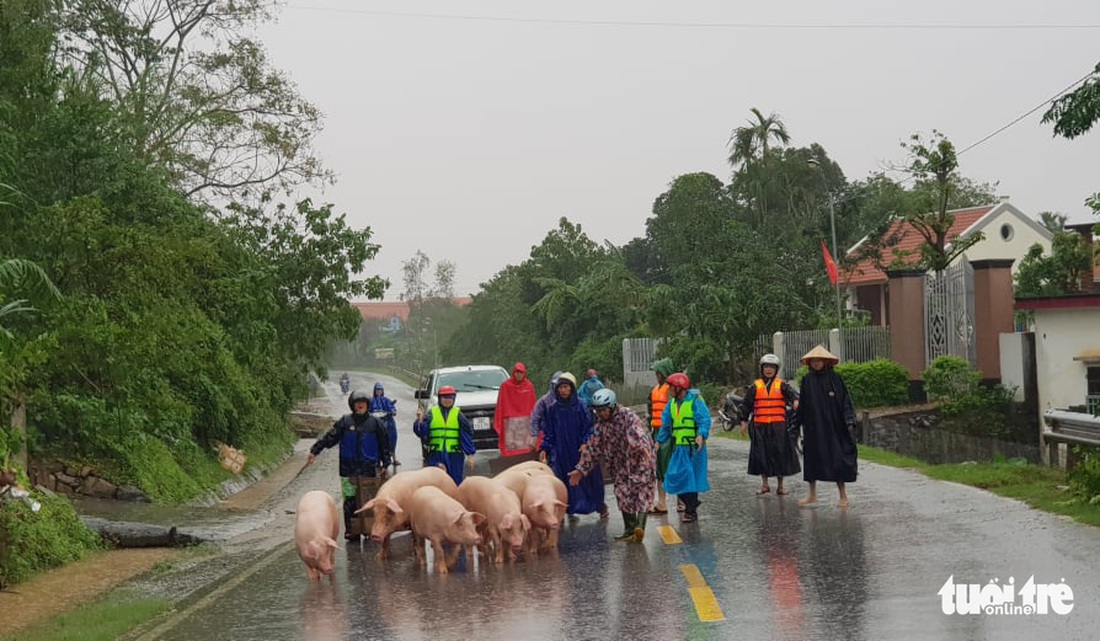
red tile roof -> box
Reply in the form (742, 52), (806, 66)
(352, 298), (473, 321)
(844, 206), (994, 286)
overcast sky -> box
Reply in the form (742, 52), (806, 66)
(257, 0), (1100, 300)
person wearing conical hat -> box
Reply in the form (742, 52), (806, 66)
(795, 345), (857, 508)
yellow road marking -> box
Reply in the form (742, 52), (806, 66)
(679, 564), (726, 622)
(658, 524), (682, 544)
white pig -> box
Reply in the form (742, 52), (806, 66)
(355, 466), (459, 559)
(295, 490), (340, 581)
(455, 475), (531, 564)
(406, 485), (486, 574)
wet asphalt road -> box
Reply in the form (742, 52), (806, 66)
(134, 372), (1100, 641)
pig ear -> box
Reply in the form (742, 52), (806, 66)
(324, 536), (339, 550)
(529, 499), (544, 510)
(469, 511), (487, 526)
(501, 513), (514, 529)
(356, 498), (376, 514)
(520, 514), (531, 530)
(553, 500), (568, 509)
(385, 498), (403, 514)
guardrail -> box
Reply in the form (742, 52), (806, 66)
(1042, 409), (1100, 447)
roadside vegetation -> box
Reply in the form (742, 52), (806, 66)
(2, 0), (1098, 597)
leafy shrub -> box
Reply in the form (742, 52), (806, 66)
(835, 359), (910, 408)
(795, 358), (909, 409)
(923, 356), (980, 401)
(1068, 446), (1100, 502)
(0, 490), (103, 588)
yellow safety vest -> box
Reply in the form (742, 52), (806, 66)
(429, 406), (461, 453)
(670, 398), (697, 446)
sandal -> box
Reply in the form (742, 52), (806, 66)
(676, 502), (686, 512)
(776, 488), (789, 496)
(756, 487), (771, 496)
(647, 507), (668, 515)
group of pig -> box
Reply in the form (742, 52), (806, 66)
(294, 461), (570, 579)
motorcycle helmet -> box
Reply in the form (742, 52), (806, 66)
(348, 390), (371, 412)
(666, 373), (690, 389)
(760, 353), (781, 373)
(374, 381), (385, 395)
(590, 389), (617, 408)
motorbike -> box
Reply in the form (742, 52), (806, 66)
(339, 378), (350, 394)
(717, 392), (744, 431)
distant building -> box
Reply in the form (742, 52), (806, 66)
(352, 298), (473, 333)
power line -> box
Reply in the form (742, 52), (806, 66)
(957, 69), (1098, 156)
(284, 5), (1100, 30)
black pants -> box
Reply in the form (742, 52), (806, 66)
(679, 492), (700, 513)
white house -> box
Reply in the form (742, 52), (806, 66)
(845, 201), (1053, 326)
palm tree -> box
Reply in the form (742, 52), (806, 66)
(0, 258), (60, 339)
(727, 108), (791, 170)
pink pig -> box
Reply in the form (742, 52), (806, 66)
(520, 473), (568, 555)
(455, 475), (531, 564)
(295, 490), (340, 581)
(355, 466), (458, 559)
(406, 485), (486, 574)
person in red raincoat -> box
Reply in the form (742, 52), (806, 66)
(493, 362), (538, 457)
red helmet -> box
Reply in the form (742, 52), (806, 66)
(587, 369), (597, 378)
(666, 373), (690, 389)
(437, 385), (457, 396)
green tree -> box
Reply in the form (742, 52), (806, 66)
(1043, 62), (1100, 215)
(60, 0), (329, 200)
(897, 131), (986, 272)
(1014, 232), (1093, 297)
(727, 107), (791, 170)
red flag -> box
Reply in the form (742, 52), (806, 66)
(821, 239), (838, 285)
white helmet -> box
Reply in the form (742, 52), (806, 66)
(760, 354), (781, 370)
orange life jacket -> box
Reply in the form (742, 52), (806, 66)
(649, 383), (669, 429)
(752, 378), (787, 424)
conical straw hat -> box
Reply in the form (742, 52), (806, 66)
(800, 344), (839, 366)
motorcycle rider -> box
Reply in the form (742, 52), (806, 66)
(371, 382), (400, 468)
(339, 372), (350, 394)
(307, 390), (392, 539)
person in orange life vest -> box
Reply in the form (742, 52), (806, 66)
(739, 353), (801, 496)
(655, 372), (710, 523)
(494, 362), (537, 456)
(413, 385), (476, 486)
(646, 357), (674, 514)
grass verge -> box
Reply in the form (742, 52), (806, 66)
(0, 592), (171, 641)
(859, 444), (1100, 527)
(712, 429), (1100, 527)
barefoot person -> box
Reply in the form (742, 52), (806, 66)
(795, 345), (857, 508)
(739, 354), (801, 497)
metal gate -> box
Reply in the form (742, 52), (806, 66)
(924, 259), (976, 366)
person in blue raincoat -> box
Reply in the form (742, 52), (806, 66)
(413, 385), (476, 485)
(530, 370), (563, 442)
(656, 372), (711, 523)
(577, 369), (605, 407)
(371, 381), (400, 468)
(308, 389), (392, 538)
(539, 372), (607, 518)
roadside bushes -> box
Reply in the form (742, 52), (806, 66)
(1069, 446), (1100, 503)
(794, 358), (909, 409)
(0, 489), (102, 588)
(921, 356), (1028, 442)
